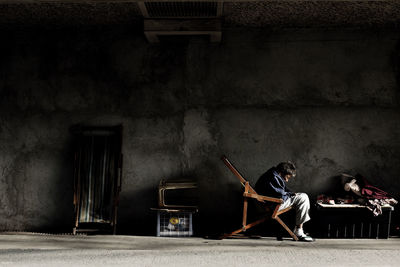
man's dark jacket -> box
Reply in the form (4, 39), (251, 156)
(254, 167), (293, 201)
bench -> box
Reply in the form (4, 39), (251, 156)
(314, 203), (394, 239)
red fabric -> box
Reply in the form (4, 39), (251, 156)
(357, 174), (394, 200)
(361, 186), (392, 199)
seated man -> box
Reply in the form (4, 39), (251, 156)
(255, 161), (314, 242)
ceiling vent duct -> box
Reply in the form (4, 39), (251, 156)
(139, 1), (223, 43)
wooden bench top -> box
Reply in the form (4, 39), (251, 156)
(317, 202), (394, 210)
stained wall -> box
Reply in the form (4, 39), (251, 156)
(0, 26), (399, 235)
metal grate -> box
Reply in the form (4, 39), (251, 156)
(157, 211), (193, 237)
(145, 2), (218, 17)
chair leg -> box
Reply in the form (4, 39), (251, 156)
(242, 198), (248, 228)
(220, 217), (269, 239)
(220, 227), (246, 239)
(274, 216), (299, 241)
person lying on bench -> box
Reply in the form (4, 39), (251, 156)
(255, 161), (314, 242)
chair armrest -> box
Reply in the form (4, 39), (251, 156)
(243, 192), (284, 203)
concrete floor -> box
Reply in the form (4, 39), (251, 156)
(0, 233), (399, 267)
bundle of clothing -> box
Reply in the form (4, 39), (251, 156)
(317, 174), (397, 216)
(343, 174), (398, 216)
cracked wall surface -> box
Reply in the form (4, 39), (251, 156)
(0, 26), (399, 235)
(1, 2), (400, 28)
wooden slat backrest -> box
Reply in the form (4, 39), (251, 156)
(221, 155), (258, 195)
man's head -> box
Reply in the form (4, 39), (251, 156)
(276, 161), (296, 182)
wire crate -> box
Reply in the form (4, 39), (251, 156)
(156, 209), (193, 237)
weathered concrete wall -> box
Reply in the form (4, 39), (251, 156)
(0, 27), (399, 235)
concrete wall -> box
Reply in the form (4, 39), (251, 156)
(0, 26), (399, 235)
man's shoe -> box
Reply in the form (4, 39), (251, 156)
(293, 227), (315, 242)
(298, 235), (314, 242)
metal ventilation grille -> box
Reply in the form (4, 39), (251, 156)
(145, 2), (218, 17)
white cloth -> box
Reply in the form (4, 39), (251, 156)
(278, 192), (311, 225)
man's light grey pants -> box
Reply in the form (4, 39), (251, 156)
(278, 193), (311, 225)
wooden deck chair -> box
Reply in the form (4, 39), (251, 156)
(220, 155), (299, 241)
